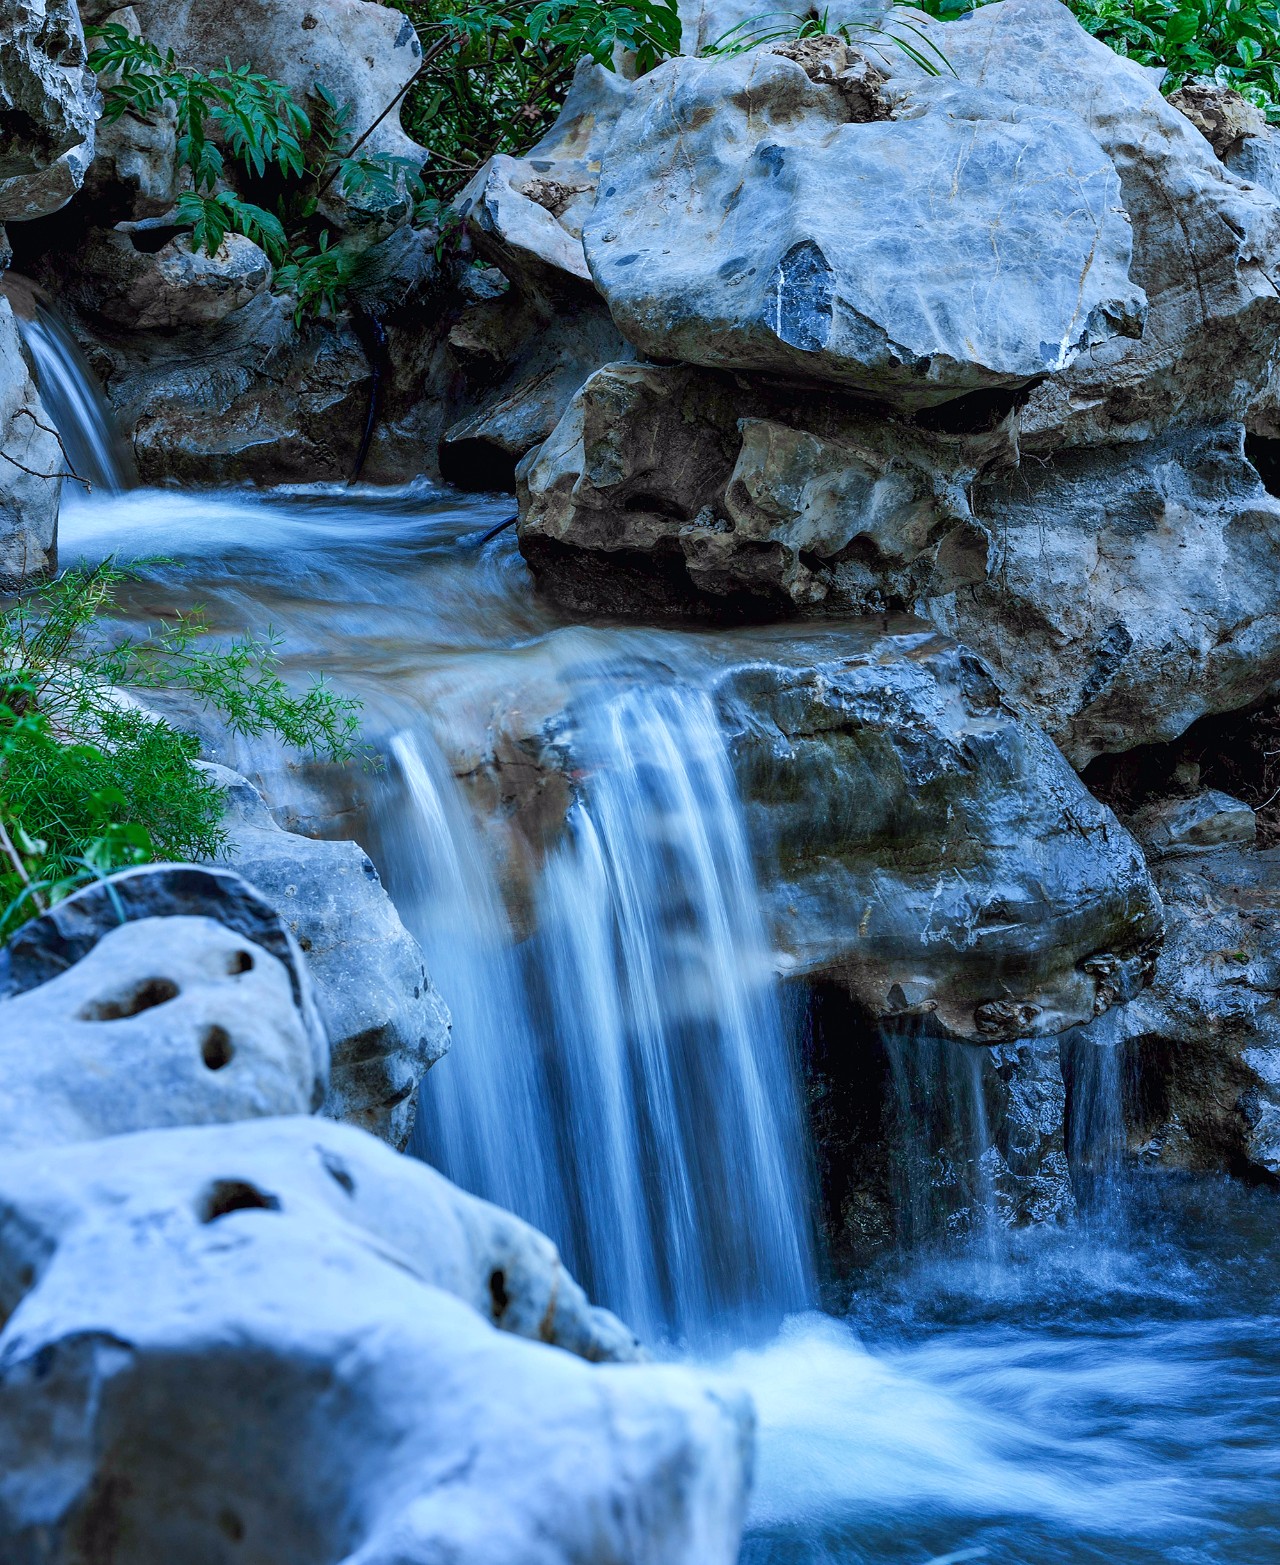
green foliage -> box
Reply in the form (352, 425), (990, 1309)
(85, 23), (422, 315)
(700, 3), (951, 73)
(917, 0), (1280, 120)
(0, 562), (362, 939)
(388, 0), (681, 200)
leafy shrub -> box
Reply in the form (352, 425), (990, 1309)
(0, 563), (361, 938)
(919, 0), (1280, 120)
(86, 24), (424, 313)
(387, 0), (681, 200)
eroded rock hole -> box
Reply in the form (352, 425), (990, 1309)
(79, 976), (179, 1022)
(489, 1266), (510, 1319)
(1245, 432), (1280, 497)
(320, 1149), (356, 1196)
(200, 1026), (234, 1071)
(199, 1179), (280, 1223)
(227, 949), (254, 975)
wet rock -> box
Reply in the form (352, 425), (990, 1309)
(71, 223), (272, 332)
(0, 0), (98, 223)
(925, 0), (1280, 448)
(415, 621), (1163, 1043)
(1132, 789), (1256, 857)
(0, 295), (60, 584)
(1080, 841), (1280, 1180)
(0, 1116), (753, 1563)
(518, 359), (1013, 617)
(582, 51), (1143, 408)
(0, 915), (325, 1152)
(204, 763), (451, 1150)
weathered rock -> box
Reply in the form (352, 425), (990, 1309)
(414, 621), (1163, 1043)
(920, 0), (1280, 447)
(1132, 788), (1257, 857)
(519, 359), (1013, 616)
(0, 1117), (754, 1563)
(934, 422), (1280, 764)
(459, 60), (634, 299)
(203, 764), (451, 1150)
(1169, 80), (1267, 159)
(676, 0), (889, 55)
(70, 223), (272, 331)
(0, 294), (60, 585)
(0, 0), (98, 222)
(581, 51), (1143, 408)
(1077, 841), (1280, 1180)
(0, 915), (325, 1151)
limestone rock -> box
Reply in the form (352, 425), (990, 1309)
(922, 0), (1280, 447)
(1168, 80), (1267, 159)
(582, 52), (1143, 408)
(518, 359), (1013, 617)
(0, 295), (60, 585)
(0, 915), (325, 1152)
(676, 0), (889, 55)
(458, 61), (634, 300)
(0, 1117), (753, 1563)
(0, 0), (98, 222)
(73, 223), (272, 332)
(203, 764), (451, 1150)
(1132, 788), (1257, 857)
(1078, 842), (1280, 1179)
(414, 621), (1163, 1043)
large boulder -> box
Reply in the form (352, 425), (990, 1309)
(580, 47), (1144, 408)
(0, 1116), (753, 1563)
(0, 915), (325, 1152)
(204, 764), (452, 1149)
(67, 223), (272, 332)
(0, 0), (98, 222)
(412, 621), (1162, 1043)
(0, 295), (60, 585)
(916, 0), (1280, 448)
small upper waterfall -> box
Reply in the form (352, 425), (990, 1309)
(5, 279), (133, 494)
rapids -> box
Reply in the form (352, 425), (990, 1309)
(59, 480), (1280, 1565)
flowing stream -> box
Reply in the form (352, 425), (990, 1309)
(33, 323), (1280, 1562)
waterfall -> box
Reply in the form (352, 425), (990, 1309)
(9, 284), (133, 494)
(387, 676), (815, 1347)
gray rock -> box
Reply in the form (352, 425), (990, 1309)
(676, 0), (890, 55)
(1168, 80), (1267, 159)
(1078, 841), (1280, 1179)
(0, 1117), (753, 1563)
(203, 764), (451, 1150)
(0, 295), (60, 585)
(73, 224), (272, 332)
(1132, 788), (1257, 856)
(415, 621), (1163, 1043)
(582, 50), (1143, 408)
(0, 0), (98, 223)
(920, 0), (1280, 448)
(518, 358), (1013, 616)
(0, 915), (324, 1152)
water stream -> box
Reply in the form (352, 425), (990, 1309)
(32, 325), (1280, 1562)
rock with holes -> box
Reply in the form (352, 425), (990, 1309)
(203, 764), (451, 1149)
(0, 295), (60, 585)
(0, 916), (326, 1153)
(581, 47), (1143, 409)
(410, 620), (1162, 1043)
(0, 0), (98, 223)
(0, 1116), (754, 1563)
(896, 0), (1280, 448)
(67, 223), (273, 332)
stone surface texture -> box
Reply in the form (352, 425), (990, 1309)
(0, 1116), (752, 1564)
(0, 915), (324, 1152)
(0, 0), (98, 222)
(204, 764), (452, 1149)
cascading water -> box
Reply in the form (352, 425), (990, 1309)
(6, 282), (134, 494)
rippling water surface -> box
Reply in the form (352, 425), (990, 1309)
(60, 484), (1280, 1565)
